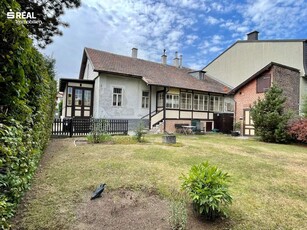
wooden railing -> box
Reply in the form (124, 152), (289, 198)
(52, 118), (128, 137)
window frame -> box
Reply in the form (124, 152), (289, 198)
(193, 94), (209, 111)
(142, 91), (149, 109)
(166, 94), (179, 109)
(180, 92), (192, 110)
(256, 74), (271, 93)
(112, 87), (123, 107)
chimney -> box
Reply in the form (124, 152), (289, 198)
(179, 55), (183, 68)
(131, 48), (138, 58)
(161, 49), (167, 65)
(247, 31), (259, 41)
(173, 51), (179, 67)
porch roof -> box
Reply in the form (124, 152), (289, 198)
(59, 78), (94, 92)
(80, 48), (231, 94)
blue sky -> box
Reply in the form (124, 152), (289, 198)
(41, 0), (307, 79)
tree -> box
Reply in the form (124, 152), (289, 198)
(250, 85), (292, 143)
(18, 0), (81, 48)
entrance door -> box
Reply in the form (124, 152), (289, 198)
(73, 88), (92, 117)
(243, 109), (255, 136)
(205, 121), (213, 132)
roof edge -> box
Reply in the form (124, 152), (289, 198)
(228, 62), (300, 94)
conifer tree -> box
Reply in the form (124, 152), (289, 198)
(250, 85), (292, 143)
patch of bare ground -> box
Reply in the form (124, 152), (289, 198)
(75, 188), (231, 230)
(75, 189), (170, 230)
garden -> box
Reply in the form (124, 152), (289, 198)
(11, 134), (307, 229)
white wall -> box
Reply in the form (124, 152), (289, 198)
(95, 74), (150, 119)
(83, 59), (98, 80)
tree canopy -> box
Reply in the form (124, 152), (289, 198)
(18, 0), (81, 48)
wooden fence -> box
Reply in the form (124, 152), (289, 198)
(52, 118), (128, 137)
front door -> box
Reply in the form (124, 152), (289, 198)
(73, 88), (92, 117)
(243, 109), (255, 136)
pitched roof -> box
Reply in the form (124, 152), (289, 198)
(80, 47), (231, 94)
(228, 62), (300, 94)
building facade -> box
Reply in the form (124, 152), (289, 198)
(59, 48), (235, 133)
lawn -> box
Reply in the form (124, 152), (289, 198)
(12, 134), (307, 229)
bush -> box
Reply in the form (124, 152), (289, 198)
(88, 119), (112, 143)
(134, 122), (146, 142)
(250, 85), (292, 143)
(180, 161), (232, 220)
(288, 118), (307, 143)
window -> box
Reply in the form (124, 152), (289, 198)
(209, 96), (223, 112)
(84, 90), (91, 106)
(225, 102), (234, 112)
(157, 92), (163, 107)
(67, 87), (72, 106)
(75, 89), (83, 106)
(193, 94), (209, 111)
(142, 91), (149, 108)
(257, 74), (271, 93)
(166, 94), (179, 109)
(113, 88), (122, 106)
(180, 92), (192, 110)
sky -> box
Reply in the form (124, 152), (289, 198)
(41, 0), (307, 79)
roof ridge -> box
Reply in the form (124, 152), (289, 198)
(84, 47), (195, 72)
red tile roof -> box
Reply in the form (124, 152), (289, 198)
(81, 47), (231, 94)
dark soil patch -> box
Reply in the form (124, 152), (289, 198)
(75, 189), (170, 230)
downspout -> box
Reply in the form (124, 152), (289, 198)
(163, 87), (170, 133)
(149, 85), (152, 129)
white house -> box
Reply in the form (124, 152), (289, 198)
(59, 48), (235, 133)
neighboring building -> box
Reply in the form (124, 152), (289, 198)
(59, 48), (235, 133)
(229, 62), (300, 136)
(55, 92), (63, 118)
(203, 31), (307, 113)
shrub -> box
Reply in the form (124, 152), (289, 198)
(288, 118), (307, 143)
(250, 85), (292, 143)
(88, 119), (112, 143)
(134, 122), (146, 142)
(180, 161), (232, 220)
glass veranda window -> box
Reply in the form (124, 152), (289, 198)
(180, 92), (192, 110)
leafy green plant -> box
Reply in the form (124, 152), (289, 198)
(88, 119), (112, 143)
(134, 122), (147, 142)
(234, 121), (241, 131)
(169, 199), (187, 230)
(180, 161), (232, 220)
(169, 190), (188, 230)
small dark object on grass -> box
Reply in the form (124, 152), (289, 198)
(91, 183), (106, 200)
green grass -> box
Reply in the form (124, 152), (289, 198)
(12, 134), (307, 229)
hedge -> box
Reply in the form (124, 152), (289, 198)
(0, 1), (57, 228)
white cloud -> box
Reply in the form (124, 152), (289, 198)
(186, 35), (199, 45)
(205, 16), (221, 25)
(241, 0), (307, 38)
(41, 0), (307, 78)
